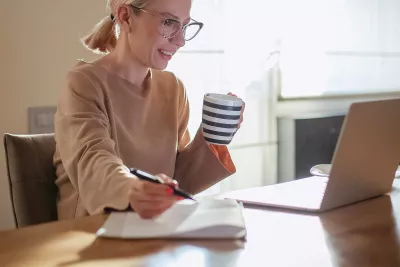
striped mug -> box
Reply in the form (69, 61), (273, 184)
(202, 93), (244, 145)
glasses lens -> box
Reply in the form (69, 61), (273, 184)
(162, 19), (181, 38)
(184, 23), (202, 41)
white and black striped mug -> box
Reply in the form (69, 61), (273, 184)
(202, 93), (244, 145)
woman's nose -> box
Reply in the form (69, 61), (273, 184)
(170, 30), (186, 48)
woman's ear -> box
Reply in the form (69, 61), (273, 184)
(116, 4), (135, 33)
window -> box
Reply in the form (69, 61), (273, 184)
(279, 0), (400, 98)
(167, 0), (225, 137)
(167, 0), (400, 194)
(167, 0), (277, 194)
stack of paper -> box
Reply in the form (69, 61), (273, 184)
(96, 199), (246, 239)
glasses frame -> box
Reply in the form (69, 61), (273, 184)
(130, 5), (204, 41)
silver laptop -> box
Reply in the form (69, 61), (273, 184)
(225, 98), (400, 212)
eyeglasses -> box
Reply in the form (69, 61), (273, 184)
(131, 5), (204, 41)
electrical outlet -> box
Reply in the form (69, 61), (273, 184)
(28, 106), (57, 134)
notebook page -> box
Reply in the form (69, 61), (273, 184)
(139, 199), (245, 234)
(97, 199), (246, 239)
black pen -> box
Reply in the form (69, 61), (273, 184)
(129, 168), (197, 201)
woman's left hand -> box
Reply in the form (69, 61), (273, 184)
(228, 92), (245, 129)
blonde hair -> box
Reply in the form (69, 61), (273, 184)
(81, 0), (149, 54)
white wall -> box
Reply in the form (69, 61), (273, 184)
(0, 1), (104, 230)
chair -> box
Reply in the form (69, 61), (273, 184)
(3, 133), (58, 228)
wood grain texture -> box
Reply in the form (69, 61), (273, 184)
(1, 182), (400, 267)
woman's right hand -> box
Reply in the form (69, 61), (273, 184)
(128, 174), (183, 219)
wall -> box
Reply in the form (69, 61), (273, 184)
(0, 1), (105, 230)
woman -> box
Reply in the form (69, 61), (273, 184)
(53, 0), (244, 220)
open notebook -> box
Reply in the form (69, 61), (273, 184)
(96, 199), (247, 239)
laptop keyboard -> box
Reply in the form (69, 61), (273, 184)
(225, 176), (328, 210)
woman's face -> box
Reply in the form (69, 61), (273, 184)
(128, 0), (192, 70)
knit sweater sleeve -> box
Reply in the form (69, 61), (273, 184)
(173, 79), (236, 195)
(54, 70), (133, 215)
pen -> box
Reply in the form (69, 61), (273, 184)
(129, 168), (197, 201)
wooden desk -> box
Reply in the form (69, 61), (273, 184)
(2, 181), (400, 267)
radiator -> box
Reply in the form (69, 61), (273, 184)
(277, 112), (346, 182)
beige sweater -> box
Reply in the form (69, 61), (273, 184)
(53, 61), (235, 220)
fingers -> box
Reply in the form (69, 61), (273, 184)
(134, 203), (172, 219)
(227, 91), (245, 110)
(132, 183), (174, 201)
(128, 174), (184, 219)
(138, 180), (173, 197)
(129, 193), (178, 219)
(239, 104), (245, 128)
(156, 173), (179, 188)
(140, 211), (161, 219)
(238, 117), (244, 129)
(139, 204), (173, 219)
(133, 197), (180, 219)
(227, 93), (245, 129)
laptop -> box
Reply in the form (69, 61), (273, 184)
(224, 98), (400, 212)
